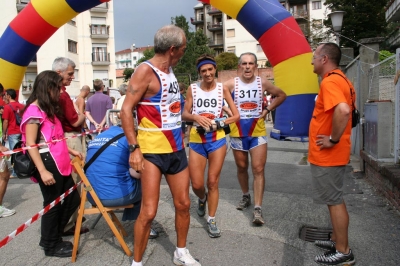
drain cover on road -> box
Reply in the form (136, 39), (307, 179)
(299, 225), (332, 242)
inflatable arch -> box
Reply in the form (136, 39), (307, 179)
(0, 0), (110, 97)
(202, 0), (319, 140)
(0, 0), (318, 140)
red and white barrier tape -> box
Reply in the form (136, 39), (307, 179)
(0, 128), (107, 158)
(0, 180), (82, 249)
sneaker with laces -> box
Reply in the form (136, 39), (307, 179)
(173, 248), (201, 266)
(315, 239), (336, 251)
(149, 228), (159, 239)
(252, 207), (265, 225)
(236, 194), (251, 210)
(315, 249), (355, 265)
(0, 206), (16, 218)
(197, 194), (207, 217)
(207, 219), (221, 238)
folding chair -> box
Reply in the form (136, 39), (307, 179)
(70, 157), (133, 262)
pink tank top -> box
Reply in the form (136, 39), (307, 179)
(20, 104), (72, 176)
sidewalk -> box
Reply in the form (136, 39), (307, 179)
(0, 122), (399, 265)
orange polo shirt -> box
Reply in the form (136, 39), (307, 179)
(308, 69), (354, 166)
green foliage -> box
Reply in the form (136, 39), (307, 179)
(323, 0), (389, 55)
(215, 52), (238, 71)
(171, 15), (215, 83)
(135, 48), (155, 67)
(379, 50), (394, 61)
(265, 61), (272, 67)
(123, 68), (134, 82)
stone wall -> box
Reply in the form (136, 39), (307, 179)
(361, 150), (400, 211)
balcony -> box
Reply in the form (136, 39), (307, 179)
(21, 80), (34, 95)
(16, 0), (30, 12)
(92, 52), (110, 66)
(207, 22), (223, 32)
(386, 26), (400, 48)
(90, 24), (110, 39)
(287, 0), (307, 4)
(386, 0), (400, 22)
(208, 7), (222, 15)
(291, 10), (308, 20)
(90, 2), (108, 13)
(191, 16), (204, 25)
(208, 39), (224, 48)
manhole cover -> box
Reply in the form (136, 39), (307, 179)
(299, 225), (332, 242)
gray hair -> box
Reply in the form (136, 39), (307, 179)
(52, 57), (76, 72)
(119, 84), (128, 95)
(154, 25), (185, 54)
(238, 52), (258, 65)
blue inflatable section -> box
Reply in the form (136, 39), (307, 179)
(237, 0), (291, 40)
(0, 27), (39, 66)
(271, 94), (316, 141)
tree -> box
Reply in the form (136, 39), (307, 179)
(379, 50), (394, 61)
(215, 52), (238, 71)
(123, 68), (134, 82)
(171, 15), (214, 82)
(135, 48), (155, 67)
(323, 0), (389, 55)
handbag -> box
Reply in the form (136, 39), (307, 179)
(328, 72), (359, 128)
(11, 141), (37, 178)
(11, 126), (42, 179)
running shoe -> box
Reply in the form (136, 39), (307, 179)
(252, 207), (265, 225)
(173, 248), (201, 266)
(197, 194), (207, 217)
(315, 239), (336, 251)
(315, 249), (355, 265)
(236, 194), (251, 210)
(0, 206), (16, 218)
(207, 219), (221, 238)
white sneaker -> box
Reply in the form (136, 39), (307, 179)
(0, 206), (16, 218)
(173, 248), (201, 266)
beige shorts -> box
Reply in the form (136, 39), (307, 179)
(310, 163), (346, 205)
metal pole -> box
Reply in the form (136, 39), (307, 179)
(336, 31), (340, 46)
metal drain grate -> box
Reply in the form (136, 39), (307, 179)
(299, 225), (332, 242)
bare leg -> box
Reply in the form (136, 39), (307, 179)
(133, 160), (162, 262)
(165, 167), (191, 248)
(328, 201), (350, 254)
(206, 145), (226, 217)
(249, 143), (267, 206)
(189, 149), (207, 200)
(0, 171), (10, 205)
(232, 149), (250, 194)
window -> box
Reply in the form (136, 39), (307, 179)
(68, 40), (77, 53)
(227, 46), (235, 54)
(133, 56), (137, 60)
(91, 16), (106, 24)
(227, 15), (232, 20)
(93, 70), (109, 81)
(226, 29), (235, 38)
(312, 1), (321, 10)
(92, 43), (108, 61)
(256, 44), (263, 53)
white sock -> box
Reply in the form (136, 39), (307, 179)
(199, 195), (206, 203)
(207, 216), (215, 223)
(243, 192), (250, 197)
(254, 205), (261, 209)
(131, 260), (142, 266)
(176, 247), (186, 257)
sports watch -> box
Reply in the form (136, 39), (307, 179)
(129, 144), (140, 153)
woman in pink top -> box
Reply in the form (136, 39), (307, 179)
(21, 71), (80, 258)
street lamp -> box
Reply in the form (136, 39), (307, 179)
(327, 11), (345, 46)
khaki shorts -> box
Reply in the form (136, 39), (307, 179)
(310, 164), (346, 205)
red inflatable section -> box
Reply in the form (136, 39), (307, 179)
(258, 17), (311, 66)
(10, 4), (58, 46)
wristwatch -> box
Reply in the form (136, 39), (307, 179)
(128, 144), (140, 153)
(264, 107), (271, 112)
(329, 136), (339, 144)
(217, 120), (225, 128)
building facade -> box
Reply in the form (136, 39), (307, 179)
(115, 44), (154, 70)
(192, 0), (329, 66)
(2, 1), (117, 100)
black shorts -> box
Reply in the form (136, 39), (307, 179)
(143, 149), (188, 175)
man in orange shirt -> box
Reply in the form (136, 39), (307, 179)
(309, 42), (355, 265)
